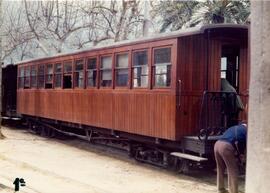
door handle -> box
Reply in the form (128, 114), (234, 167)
(178, 80), (182, 108)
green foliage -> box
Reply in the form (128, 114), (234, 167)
(152, 0), (250, 32)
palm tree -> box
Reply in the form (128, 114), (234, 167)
(189, 0), (250, 26)
(152, 0), (250, 32)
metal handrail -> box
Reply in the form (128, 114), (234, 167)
(198, 91), (238, 141)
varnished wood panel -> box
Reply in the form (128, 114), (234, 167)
(208, 39), (222, 91)
(176, 35), (208, 139)
(17, 90), (176, 140)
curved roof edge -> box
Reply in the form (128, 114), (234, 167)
(15, 23), (249, 65)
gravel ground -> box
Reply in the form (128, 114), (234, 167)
(0, 126), (245, 193)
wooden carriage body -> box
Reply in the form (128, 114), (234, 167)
(16, 24), (249, 141)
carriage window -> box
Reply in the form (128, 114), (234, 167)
(24, 66), (30, 89)
(153, 47), (171, 87)
(54, 63), (62, 88)
(74, 59), (84, 88)
(63, 61), (72, 89)
(18, 67), (24, 89)
(221, 57), (227, 79)
(100, 56), (112, 87)
(38, 64), (45, 88)
(30, 65), (37, 88)
(133, 50), (148, 88)
(45, 64), (53, 89)
(87, 58), (97, 87)
(115, 53), (129, 87)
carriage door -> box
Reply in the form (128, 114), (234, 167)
(221, 45), (240, 92)
(220, 45), (241, 126)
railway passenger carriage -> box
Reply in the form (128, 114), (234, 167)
(15, 24), (249, 168)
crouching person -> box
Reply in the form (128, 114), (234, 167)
(214, 122), (247, 193)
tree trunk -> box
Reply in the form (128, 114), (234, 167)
(143, 0), (151, 37)
(246, 1), (270, 192)
(0, 0), (4, 139)
(0, 60), (3, 139)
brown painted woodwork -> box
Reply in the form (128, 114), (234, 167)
(17, 89), (176, 139)
(17, 25), (249, 141)
(175, 27), (249, 139)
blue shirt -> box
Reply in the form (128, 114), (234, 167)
(219, 124), (247, 154)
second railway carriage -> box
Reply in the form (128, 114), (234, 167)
(2, 64), (18, 119)
(16, 24), (249, 168)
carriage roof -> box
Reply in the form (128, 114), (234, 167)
(15, 24), (248, 65)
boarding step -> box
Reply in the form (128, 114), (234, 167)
(170, 152), (208, 162)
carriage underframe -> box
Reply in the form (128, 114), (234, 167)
(23, 115), (222, 173)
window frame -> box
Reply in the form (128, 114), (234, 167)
(114, 52), (130, 88)
(54, 62), (63, 89)
(37, 64), (45, 89)
(18, 66), (25, 89)
(63, 60), (73, 89)
(73, 58), (85, 89)
(220, 44), (240, 92)
(30, 65), (37, 89)
(45, 63), (54, 89)
(86, 57), (98, 89)
(99, 54), (113, 89)
(132, 49), (149, 89)
(152, 46), (172, 89)
(23, 65), (31, 89)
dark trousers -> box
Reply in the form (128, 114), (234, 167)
(214, 140), (239, 193)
